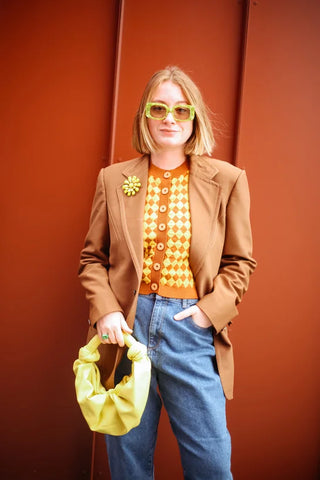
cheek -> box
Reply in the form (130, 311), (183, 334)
(183, 123), (193, 140)
(147, 119), (157, 140)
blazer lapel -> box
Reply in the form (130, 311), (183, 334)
(189, 156), (221, 277)
(116, 155), (149, 279)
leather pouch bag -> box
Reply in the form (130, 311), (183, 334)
(73, 333), (151, 435)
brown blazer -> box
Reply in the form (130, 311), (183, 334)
(79, 154), (256, 399)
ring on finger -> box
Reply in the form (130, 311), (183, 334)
(102, 333), (109, 340)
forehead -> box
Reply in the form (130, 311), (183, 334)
(151, 81), (187, 103)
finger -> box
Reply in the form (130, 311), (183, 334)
(100, 331), (112, 344)
(174, 306), (197, 320)
(108, 330), (118, 345)
(100, 333), (109, 344)
(97, 325), (108, 343)
(120, 318), (133, 333)
(114, 329), (125, 347)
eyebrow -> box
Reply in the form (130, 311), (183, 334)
(152, 99), (189, 105)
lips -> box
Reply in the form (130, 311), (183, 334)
(160, 129), (179, 133)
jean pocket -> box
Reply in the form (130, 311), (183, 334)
(186, 316), (213, 333)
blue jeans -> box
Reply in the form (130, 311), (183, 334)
(105, 294), (232, 479)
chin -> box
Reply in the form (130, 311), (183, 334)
(158, 140), (184, 148)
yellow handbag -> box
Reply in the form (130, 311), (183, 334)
(73, 333), (151, 435)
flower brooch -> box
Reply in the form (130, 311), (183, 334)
(122, 176), (141, 196)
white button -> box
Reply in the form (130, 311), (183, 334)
(158, 223), (166, 231)
(159, 205), (167, 213)
(161, 187), (169, 194)
(157, 242), (165, 251)
(153, 263), (161, 271)
(163, 171), (171, 179)
(151, 283), (158, 291)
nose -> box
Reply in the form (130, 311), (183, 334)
(163, 111), (176, 123)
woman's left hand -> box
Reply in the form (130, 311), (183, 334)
(174, 305), (212, 328)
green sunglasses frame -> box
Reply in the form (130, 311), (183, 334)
(145, 102), (195, 122)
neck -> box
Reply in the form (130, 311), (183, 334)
(150, 150), (186, 170)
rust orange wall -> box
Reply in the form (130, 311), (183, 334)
(1, 1), (319, 479)
(112, 0), (245, 165)
(0, 1), (118, 478)
(229, 1), (320, 479)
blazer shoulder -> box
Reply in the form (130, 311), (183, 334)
(210, 158), (243, 178)
(98, 157), (149, 193)
(209, 158), (248, 192)
(101, 156), (143, 178)
(192, 156), (244, 188)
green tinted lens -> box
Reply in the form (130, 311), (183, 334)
(149, 104), (168, 119)
(173, 106), (192, 120)
(146, 102), (194, 121)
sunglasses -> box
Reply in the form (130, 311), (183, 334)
(145, 102), (195, 122)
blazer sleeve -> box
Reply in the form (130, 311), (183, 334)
(78, 169), (123, 326)
(197, 170), (257, 333)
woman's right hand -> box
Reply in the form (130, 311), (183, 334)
(96, 311), (133, 347)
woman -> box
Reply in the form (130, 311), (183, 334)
(79, 66), (256, 479)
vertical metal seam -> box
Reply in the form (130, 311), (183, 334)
(108, 0), (125, 165)
(232, 0), (251, 166)
(90, 431), (96, 480)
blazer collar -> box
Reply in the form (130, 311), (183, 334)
(189, 154), (219, 182)
(120, 154), (149, 179)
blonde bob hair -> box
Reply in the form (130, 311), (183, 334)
(132, 66), (215, 156)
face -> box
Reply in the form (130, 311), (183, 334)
(147, 81), (193, 153)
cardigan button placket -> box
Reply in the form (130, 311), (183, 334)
(139, 160), (197, 299)
(149, 171), (171, 292)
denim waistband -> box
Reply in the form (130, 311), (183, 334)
(138, 293), (198, 309)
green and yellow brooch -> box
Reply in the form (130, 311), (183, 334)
(122, 176), (141, 196)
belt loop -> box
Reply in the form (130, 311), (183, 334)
(182, 298), (188, 309)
